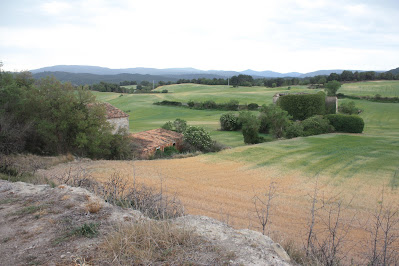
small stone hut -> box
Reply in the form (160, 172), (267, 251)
(88, 102), (129, 134)
(130, 128), (184, 159)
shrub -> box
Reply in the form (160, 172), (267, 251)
(247, 103), (259, 110)
(154, 100), (182, 106)
(201, 100), (217, 109)
(338, 101), (359, 115)
(183, 126), (213, 152)
(285, 121), (304, 139)
(161, 89), (168, 93)
(187, 100), (195, 108)
(220, 113), (241, 131)
(259, 104), (292, 138)
(277, 92), (326, 120)
(325, 114), (364, 133)
(161, 121), (174, 131)
(302, 115), (334, 136)
(173, 118), (187, 133)
(324, 80), (341, 96)
(239, 111), (261, 144)
(224, 100), (239, 111)
(162, 119), (187, 133)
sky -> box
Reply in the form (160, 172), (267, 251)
(1, 0), (399, 73)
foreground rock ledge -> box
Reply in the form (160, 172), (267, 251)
(0, 180), (291, 265)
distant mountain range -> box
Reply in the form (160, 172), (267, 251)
(30, 65), (388, 85)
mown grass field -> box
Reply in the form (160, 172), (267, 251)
(93, 84), (318, 147)
(339, 80), (399, 97)
(89, 81), (399, 262)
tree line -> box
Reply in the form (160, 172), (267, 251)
(88, 70), (399, 94)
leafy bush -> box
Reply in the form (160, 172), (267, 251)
(325, 114), (364, 133)
(302, 115), (334, 136)
(285, 121), (304, 139)
(247, 103), (259, 110)
(220, 113), (241, 131)
(183, 126), (213, 152)
(324, 80), (341, 96)
(201, 100), (217, 109)
(338, 101), (359, 115)
(223, 100), (239, 111)
(277, 92), (326, 120)
(187, 100), (195, 107)
(239, 111), (261, 144)
(259, 104), (292, 138)
(162, 119), (187, 133)
(161, 89), (168, 93)
(154, 100), (182, 106)
(161, 121), (174, 131)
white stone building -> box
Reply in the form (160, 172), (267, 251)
(102, 102), (130, 134)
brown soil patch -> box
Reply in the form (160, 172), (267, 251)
(38, 156), (399, 263)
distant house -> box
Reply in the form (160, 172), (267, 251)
(130, 128), (184, 159)
(88, 102), (129, 134)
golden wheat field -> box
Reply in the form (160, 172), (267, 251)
(41, 153), (398, 263)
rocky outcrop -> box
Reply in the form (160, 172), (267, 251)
(0, 180), (290, 265)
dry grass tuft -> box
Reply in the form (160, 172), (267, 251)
(61, 195), (70, 201)
(99, 220), (229, 265)
(85, 201), (101, 214)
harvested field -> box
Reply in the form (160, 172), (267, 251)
(39, 155), (399, 263)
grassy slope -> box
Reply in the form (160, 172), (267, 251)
(94, 81), (399, 182)
(93, 84), (314, 147)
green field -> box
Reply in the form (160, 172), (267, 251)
(94, 81), (399, 181)
(340, 81), (399, 97)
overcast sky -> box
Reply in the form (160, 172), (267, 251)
(1, 0), (398, 73)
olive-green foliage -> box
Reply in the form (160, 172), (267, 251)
(0, 72), (133, 159)
(239, 111), (261, 144)
(338, 101), (359, 115)
(324, 80), (341, 96)
(302, 115), (334, 136)
(325, 114), (364, 133)
(183, 126), (213, 152)
(277, 92), (326, 120)
(259, 104), (292, 138)
(153, 146), (179, 159)
(162, 118), (187, 133)
(247, 103), (259, 110)
(220, 113), (241, 131)
(285, 121), (304, 139)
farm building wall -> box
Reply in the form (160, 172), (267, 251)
(107, 117), (129, 134)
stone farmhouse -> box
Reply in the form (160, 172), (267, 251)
(87, 102), (129, 134)
(130, 128), (184, 159)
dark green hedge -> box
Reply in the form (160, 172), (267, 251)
(277, 92), (326, 120)
(325, 114), (364, 133)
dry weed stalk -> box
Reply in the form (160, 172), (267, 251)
(365, 188), (399, 265)
(253, 181), (277, 235)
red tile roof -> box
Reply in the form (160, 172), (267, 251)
(130, 128), (183, 153)
(87, 102), (129, 119)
